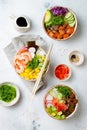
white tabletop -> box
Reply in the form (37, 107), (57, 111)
(0, 0), (87, 130)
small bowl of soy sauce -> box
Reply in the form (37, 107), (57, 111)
(13, 15), (31, 32)
(69, 50), (84, 66)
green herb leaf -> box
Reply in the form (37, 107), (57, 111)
(27, 55), (40, 69)
(52, 15), (64, 26)
(57, 86), (72, 98)
(45, 15), (64, 27)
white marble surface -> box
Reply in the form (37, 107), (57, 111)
(0, 0), (87, 130)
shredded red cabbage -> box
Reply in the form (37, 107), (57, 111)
(51, 6), (69, 16)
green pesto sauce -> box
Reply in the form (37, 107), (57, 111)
(0, 84), (16, 103)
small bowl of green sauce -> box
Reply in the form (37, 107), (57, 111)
(0, 82), (20, 107)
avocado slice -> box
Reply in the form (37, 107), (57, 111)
(45, 20), (52, 27)
(44, 10), (53, 23)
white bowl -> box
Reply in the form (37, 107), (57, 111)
(0, 82), (20, 107)
(69, 51), (84, 66)
(44, 84), (78, 120)
(43, 6), (77, 41)
(11, 15), (31, 32)
(13, 45), (50, 81)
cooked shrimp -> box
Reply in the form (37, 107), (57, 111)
(21, 51), (32, 61)
(13, 56), (25, 74)
(15, 63), (24, 74)
(17, 47), (28, 55)
(13, 55), (21, 66)
(20, 55), (30, 65)
(13, 50), (33, 74)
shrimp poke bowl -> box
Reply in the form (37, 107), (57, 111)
(43, 6), (77, 40)
(44, 85), (78, 120)
(13, 41), (49, 81)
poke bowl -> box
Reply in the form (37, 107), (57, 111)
(44, 85), (78, 120)
(43, 6), (77, 40)
(13, 41), (50, 81)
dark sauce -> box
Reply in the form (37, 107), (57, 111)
(70, 54), (79, 63)
(26, 41), (39, 52)
(71, 54), (76, 59)
(16, 17), (27, 27)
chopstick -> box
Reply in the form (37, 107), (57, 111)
(30, 44), (53, 100)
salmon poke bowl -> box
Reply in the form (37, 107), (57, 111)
(13, 41), (49, 81)
(44, 85), (78, 120)
(43, 6), (77, 40)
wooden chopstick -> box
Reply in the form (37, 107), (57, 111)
(30, 44), (53, 100)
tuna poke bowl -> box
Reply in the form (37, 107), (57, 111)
(44, 85), (78, 120)
(43, 6), (77, 40)
(13, 41), (49, 81)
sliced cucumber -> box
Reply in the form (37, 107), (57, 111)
(65, 16), (75, 21)
(49, 89), (63, 99)
(65, 12), (75, 22)
(65, 12), (73, 19)
(65, 14), (74, 19)
(49, 89), (58, 98)
(64, 11), (76, 27)
(69, 20), (76, 27)
(68, 19), (75, 24)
